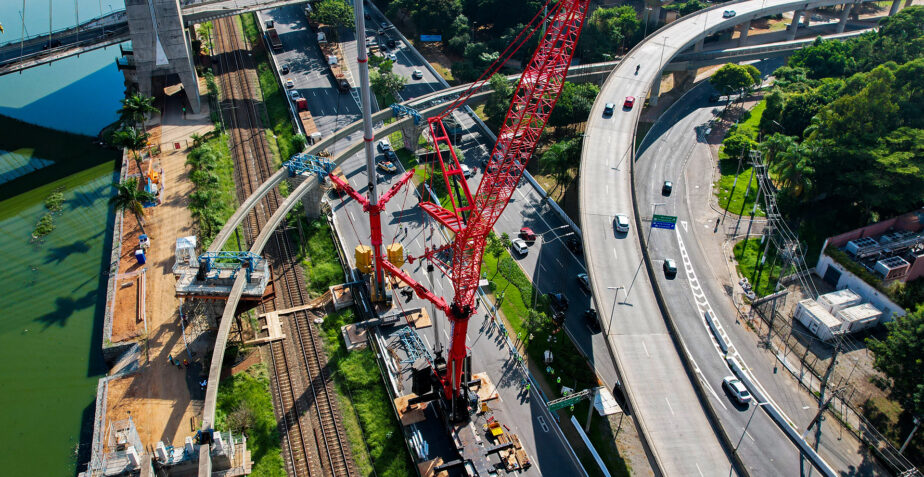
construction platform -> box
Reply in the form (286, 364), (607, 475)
(174, 263), (270, 298)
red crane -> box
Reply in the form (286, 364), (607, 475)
(330, 0), (589, 422)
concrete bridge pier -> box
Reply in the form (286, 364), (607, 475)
(694, 38), (704, 52)
(837, 3), (855, 33)
(649, 72), (662, 106)
(125, 0), (201, 112)
(672, 70), (695, 92)
(738, 20), (751, 46)
(787, 10), (804, 41)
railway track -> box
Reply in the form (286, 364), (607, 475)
(212, 15), (354, 477)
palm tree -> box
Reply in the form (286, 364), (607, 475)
(760, 133), (797, 167)
(771, 143), (814, 198)
(110, 178), (157, 236)
(118, 92), (159, 130)
(112, 126), (151, 174)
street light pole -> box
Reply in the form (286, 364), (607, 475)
(606, 286), (624, 334)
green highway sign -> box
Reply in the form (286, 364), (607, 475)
(548, 394), (584, 411)
(652, 214), (677, 223)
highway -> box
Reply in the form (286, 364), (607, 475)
(635, 62), (888, 475)
(580, 0), (883, 475)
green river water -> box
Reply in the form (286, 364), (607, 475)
(0, 143), (119, 474)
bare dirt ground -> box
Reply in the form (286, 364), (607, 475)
(106, 89), (213, 448)
(112, 274), (143, 342)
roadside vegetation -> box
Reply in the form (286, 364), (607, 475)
(215, 361), (285, 477)
(481, 233), (630, 476)
(292, 217), (344, 296)
(732, 238), (782, 297)
(186, 131), (238, 249)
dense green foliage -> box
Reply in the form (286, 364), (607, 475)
(483, 73), (513, 131)
(664, 0), (707, 16)
(577, 5), (642, 61)
(538, 136), (581, 193)
(756, 7), (924, 232)
(295, 218), (344, 295)
(109, 177), (157, 236)
(186, 133), (237, 248)
(313, 0), (355, 29)
(548, 81), (599, 127)
(215, 364), (285, 477)
(867, 307), (924, 419)
(710, 63), (761, 97)
(320, 309), (414, 477)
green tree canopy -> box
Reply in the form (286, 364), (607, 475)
(484, 73), (513, 131)
(548, 81), (599, 127)
(578, 5), (640, 61)
(540, 137), (581, 193)
(721, 133), (756, 160)
(110, 178), (157, 236)
(112, 126), (151, 173)
(371, 70), (407, 99)
(118, 92), (159, 129)
(314, 0), (355, 29)
(711, 63), (761, 96)
(867, 306), (924, 418)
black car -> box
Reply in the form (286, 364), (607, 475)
(566, 236), (582, 255)
(584, 308), (601, 333)
(576, 273), (590, 292)
(387, 39), (397, 48)
(662, 180), (673, 196)
(384, 149), (398, 162)
(549, 292), (569, 313)
(280, 64), (290, 74)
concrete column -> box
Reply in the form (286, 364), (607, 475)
(649, 73), (662, 106)
(302, 181), (323, 219)
(672, 70), (694, 91)
(125, 0), (201, 112)
(694, 38), (704, 52)
(787, 10), (803, 41)
(890, 0), (902, 15)
(837, 4), (854, 33)
(802, 10), (812, 28)
(738, 20), (751, 46)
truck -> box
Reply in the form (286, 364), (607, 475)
(295, 99), (322, 145)
(265, 28), (283, 51)
(320, 42), (351, 92)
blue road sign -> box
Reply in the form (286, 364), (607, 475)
(651, 221), (676, 230)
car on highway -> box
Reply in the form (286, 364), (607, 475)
(380, 22), (388, 29)
(290, 90), (301, 100)
(723, 10), (736, 18)
(378, 28), (385, 35)
(384, 149), (398, 162)
(722, 376), (752, 404)
(663, 258), (677, 277)
(613, 214), (630, 233)
(548, 293), (569, 318)
(460, 164), (474, 178)
(623, 96), (635, 109)
(377, 138), (391, 152)
(377, 160), (397, 173)
(285, 78), (295, 88)
(662, 180), (673, 196)
(387, 39), (397, 48)
(281, 64), (290, 74)
(412, 69), (423, 80)
(576, 273), (590, 292)
(511, 238), (529, 256)
(388, 52), (398, 62)
(603, 103), (615, 116)
(584, 308), (601, 333)
(519, 227), (536, 244)
(566, 236), (582, 255)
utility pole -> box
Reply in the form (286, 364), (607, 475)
(721, 146), (747, 225)
(733, 167), (755, 237)
(740, 150), (764, 256)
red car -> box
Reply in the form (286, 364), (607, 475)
(623, 96), (635, 109)
(519, 227), (536, 243)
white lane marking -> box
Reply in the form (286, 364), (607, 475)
(701, 376), (728, 411)
(641, 341), (650, 358)
(665, 397), (675, 416)
(681, 220), (688, 232)
(536, 415), (550, 433)
(695, 462), (705, 477)
(349, 211), (355, 221)
(613, 248), (618, 261)
(415, 239), (421, 248)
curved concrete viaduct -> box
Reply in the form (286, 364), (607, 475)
(579, 0), (884, 475)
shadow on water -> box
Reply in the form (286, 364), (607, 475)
(44, 241), (93, 264)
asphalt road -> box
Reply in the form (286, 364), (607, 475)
(635, 62), (888, 475)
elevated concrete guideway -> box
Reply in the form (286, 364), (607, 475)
(580, 0), (884, 475)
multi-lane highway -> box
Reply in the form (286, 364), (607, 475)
(581, 0), (885, 475)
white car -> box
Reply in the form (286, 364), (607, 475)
(511, 239), (528, 256)
(377, 138), (391, 152)
(290, 90), (301, 100)
(723, 10), (736, 18)
(411, 69), (423, 80)
(722, 376), (752, 404)
(387, 52), (398, 62)
(614, 214), (630, 233)
(460, 164), (474, 178)
(285, 78), (294, 88)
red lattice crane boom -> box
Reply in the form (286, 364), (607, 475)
(333, 0), (589, 422)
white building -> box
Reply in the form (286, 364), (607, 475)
(795, 299), (844, 342)
(836, 303), (883, 333)
(816, 289), (862, 314)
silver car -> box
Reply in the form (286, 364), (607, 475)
(614, 214), (630, 233)
(722, 376), (752, 404)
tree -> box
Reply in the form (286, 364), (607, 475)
(112, 126), (151, 173)
(484, 73), (513, 131)
(770, 141), (814, 197)
(118, 92), (159, 130)
(578, 6), (641, 61)
(314, 0), (354, 30)
(711, 63), (760, 97)
(759, 133), (797, 167)
(394, 0), (462, 33)
(789, 37), (853, 79)
(540, 137), (581, 193)
(110, 178), (157, 236)
(867, 307), (924, 419)
(549, 82), (599, 127)
(370, 70), (407, 99)
(721, 133), (756, 160)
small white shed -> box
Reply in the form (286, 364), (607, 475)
(836, 303), (883, 333)
(795, 299), (843, 341)
(174, 236), (197, 274)
(817, 288), (861, 314)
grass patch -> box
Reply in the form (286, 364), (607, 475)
(215, 362), (285, 477)
(472, 104), (487, 122)
(293, 217), (344, 296)
(714, 159), (764, 217)
(320, 306), (414, 477)
(732, 238), (782, 297)
(728, 100), (765, 140)
(186, 131), (238, 249)
(430, 62), (454, 82)
(239, 13), (299, 163)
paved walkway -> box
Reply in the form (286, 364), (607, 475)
(106, 86), (213, 448)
